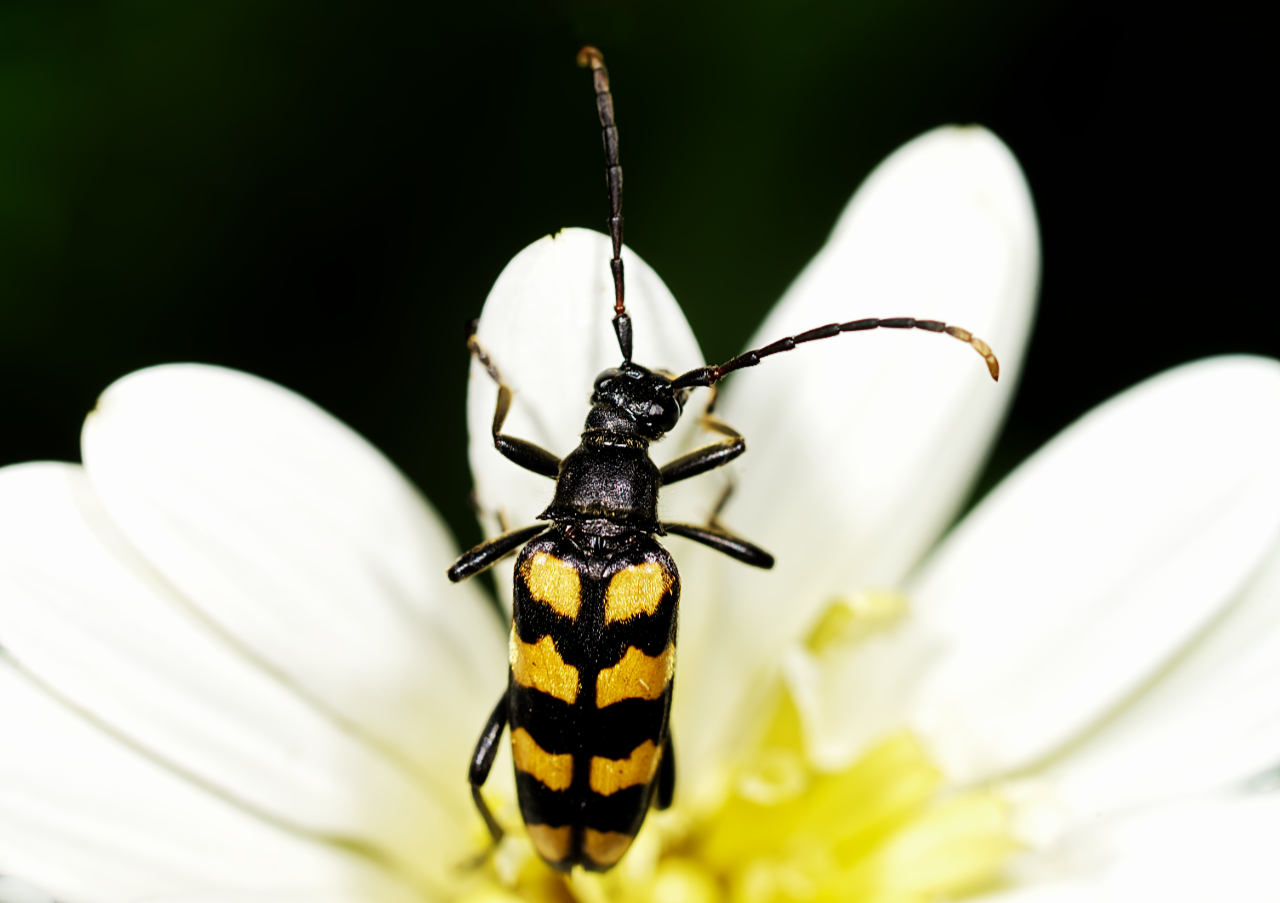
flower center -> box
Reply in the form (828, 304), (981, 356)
(459, 594), (1019, 903)
(461, 714), (1016, 903)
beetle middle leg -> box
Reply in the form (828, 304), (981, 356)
(469, 687), (510, 846)
(467, 322), (563, 478)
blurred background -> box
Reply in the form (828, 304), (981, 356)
(1, 0), (1273, 556)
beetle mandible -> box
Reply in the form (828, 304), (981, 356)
(447, 46), (1000, 873)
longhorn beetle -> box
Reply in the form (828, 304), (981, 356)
(447, 46), (1000, 873)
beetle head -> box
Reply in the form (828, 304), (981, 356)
(587, 362), (689, 440)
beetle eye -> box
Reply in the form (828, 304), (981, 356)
(593, 368), (623, 394)
(649, 397), (681, 433)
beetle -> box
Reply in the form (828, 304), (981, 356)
(447, 46), (1000, 873)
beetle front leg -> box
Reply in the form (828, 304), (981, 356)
(468, 325), (562, 478)
(659, 435), (745, 485)
(469, 688), (510, 845)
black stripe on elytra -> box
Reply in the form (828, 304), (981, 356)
(584, 783), (652, 834)
(507, 680), (577, 753)
(512, 605), (676, 665)
(514, 771), (576, 827)
(513, 589), (677, 664)
(513, 752), (662, 835)
(509, 683), (670, 760)
(589, 694), (670, 758)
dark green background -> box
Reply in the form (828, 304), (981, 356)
(2, 0), (1273, 556)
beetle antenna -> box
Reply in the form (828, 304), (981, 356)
(578, 45), (632, 363)
(671, 317), (1001, 389)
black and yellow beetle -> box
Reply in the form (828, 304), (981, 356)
(447, 46), (1000, 873)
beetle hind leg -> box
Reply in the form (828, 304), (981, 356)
(469, 688), (510, 846)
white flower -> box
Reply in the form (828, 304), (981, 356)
(2, 126), (1279, 903)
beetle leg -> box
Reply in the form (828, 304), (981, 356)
(655, 732), (675, 810)
(661, 522), (774, 568)
(659, 436), (745, 485)
(468, 491), (512, 534)
(663, 471), (773, 568)
(708, 479), (735, 525)
(467, 324), (563, 478)
(448, 523), (549, 583)
(469, 688), (510, 845)
(697, 410), (743, 442)
(660, 390), (748, 485)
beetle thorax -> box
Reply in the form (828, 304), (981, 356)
(535, 363), (681, 535)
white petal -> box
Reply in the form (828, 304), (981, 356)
(968, 883), (1086, 903)
(1081, 793), (1280, 902)
(908, 356), (1280, 783)
(682, 127), (1039, 772)
(980, 792), (1280, 903)
(0, 654), (420, 903)
(80, 364), (507, 792)
(1044, 533), (1280, 816)
(719, 125), (1037, 606)
(0, 876), (55, 903)
(0, 463), (466, 889)
(466, 229), (710, 555)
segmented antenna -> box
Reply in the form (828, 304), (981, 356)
(577, 45), (632, 362)
(671, 317), (1001, 389)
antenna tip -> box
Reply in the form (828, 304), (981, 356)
(577, 46), (603, 68)
(968, 337), (999, 381)
(945, 324), (999, 381)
